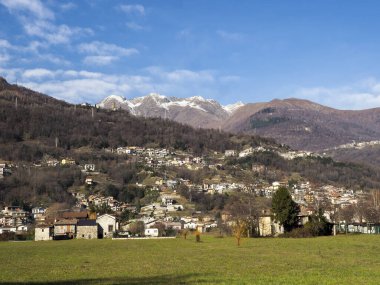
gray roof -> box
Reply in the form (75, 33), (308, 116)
(77, 220), (97, 226)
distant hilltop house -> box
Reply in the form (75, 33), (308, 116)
(61, 158), (76, 166)
(225, 150), (236, 157)
(84, 164), (95, 172)
(32, 207), (46, 221)
(239, 147), (253, 158)
(85, 177), (93, 185)
(0, 163), (11, 176)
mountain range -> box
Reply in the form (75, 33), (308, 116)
(98, 94), (244, 129)
(99, 94), (380, 151)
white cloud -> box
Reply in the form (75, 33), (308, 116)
(0, 0), (54, 19)
(22, 68), (55, 79)
(79, 41), (138, 65)
(78, 41), (138, 56)
(220, 75), (240, 83)
(1, 0), (92, 46)
(0, 53), (10, 64)
(0, 39), (12, 49)
(126, 22), (144, 31)
(60, 2), (76, 11)
(119, 4), (145, 15)
(295, 78), (380, 110)
(2, 67), (239, 104)
(145, 66), (215, 82)
(217, 30), (245, 42)
(22, 19), (93, 45)
(83, 55), (118, 66)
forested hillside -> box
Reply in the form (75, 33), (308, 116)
(0, 77), (275, 162)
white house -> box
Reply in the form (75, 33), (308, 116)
(96, 214), (118, 238)
(32, 207), (46, 220)
(35, 225), (53, 241)
(84, 164), (95, 172)
(144, 228), (159, 237)
(225, 150), (236, 157)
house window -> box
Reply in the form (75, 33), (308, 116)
(82, 234), (84, 238)
(108, 225), (113, 232)
(42, 229), (44, 232)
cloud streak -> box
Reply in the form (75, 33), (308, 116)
(295, 78), (380, 110)
(0, 67), (240, 104)
(0, 0), (54, 19)
(78, 41), (138, 65)
(119, 4), (145, 16)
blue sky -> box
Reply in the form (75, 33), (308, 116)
(1, 0), (380, 109)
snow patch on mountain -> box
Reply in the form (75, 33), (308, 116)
(223, 101), (244, 114)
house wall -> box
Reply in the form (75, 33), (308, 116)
(258, 216), (283, 237)
(77, 226), (98, 239)
(54, 225), (76, 236)
(35, 227), (51, 241)
(97, 215), (117, 238)
(145, 228), (159, 237)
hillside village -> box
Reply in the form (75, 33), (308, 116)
(1, 144), (379, 242)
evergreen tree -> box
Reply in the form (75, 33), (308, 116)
(272, 186), (300, 232)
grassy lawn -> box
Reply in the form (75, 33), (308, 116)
(0, 234), (379, 284)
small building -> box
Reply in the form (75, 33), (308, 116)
(97, 214), (118, 238)
(54, 219), (77, 239)
(258, 216), (283, 237)
(35, 224), (53, 241)
(84, 164), (95, 172)
(32, 207), (46, 221)
(225, 150), (236, 157)
(0, 163), (11, 176)
(145, 228), (159, 237)
(85, 177), (93, 185)
(76, 220), (98, 239)
(61, 158), (76, 166)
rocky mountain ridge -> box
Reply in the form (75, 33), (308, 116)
(99, 94), (380, 151)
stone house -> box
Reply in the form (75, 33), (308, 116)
(76, 220), (98, 239)
(96, 214), (118, 238)
(54, 219), (77, 239)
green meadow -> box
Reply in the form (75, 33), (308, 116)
(0, 235), (379, 284)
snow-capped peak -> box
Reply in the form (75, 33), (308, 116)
(98, 94), (126, 107)
(188, 96), (206, 102)
(223, 101), (245, 114)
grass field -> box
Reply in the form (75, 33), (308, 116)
(0, 234), (379, 284)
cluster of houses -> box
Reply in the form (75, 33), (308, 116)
(35, 212), (118, 241)
(330, 140), (380, 151)
(0, 206), (29, 234)
(72, 192), (136, 213)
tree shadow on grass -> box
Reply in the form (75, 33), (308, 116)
(0, 273), (224, 285)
